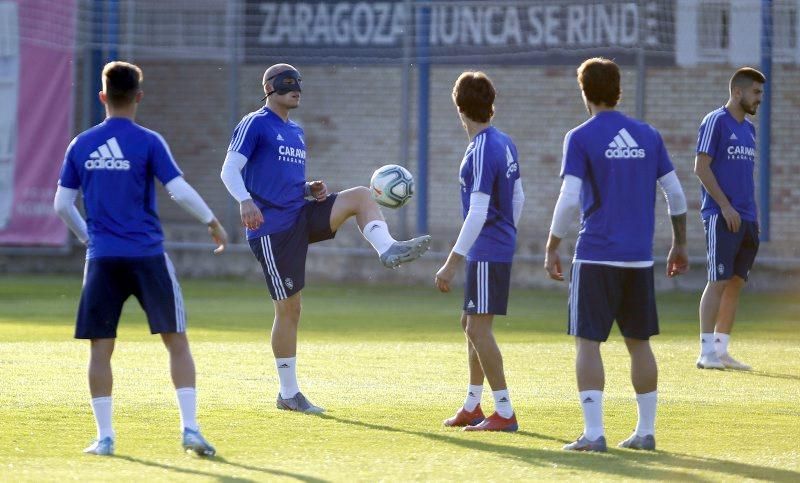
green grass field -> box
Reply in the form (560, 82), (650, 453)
(1, 274), (799, 482)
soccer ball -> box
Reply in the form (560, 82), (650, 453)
(370, 164), (415, 208)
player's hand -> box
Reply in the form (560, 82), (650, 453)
(207, 218), (228, 254)
(666, 243), (689, 278)
(309, 180), (328, 201)
(240, 199), (263, 230)
(545, 249), (564, 281)
(435, 263), (457, 293)
(721, 204), (741, 232)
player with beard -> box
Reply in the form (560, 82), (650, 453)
(694, 67), (766, 371)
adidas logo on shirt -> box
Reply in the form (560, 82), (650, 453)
(276, 134), (284, 141)
(605, 128), (645, 159)
(84, 137), (130, 170)
(729, 133), (738, 140)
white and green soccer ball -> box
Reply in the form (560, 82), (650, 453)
(369, 164), (415, 208)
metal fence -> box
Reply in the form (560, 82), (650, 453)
(3, 0), (800, 287)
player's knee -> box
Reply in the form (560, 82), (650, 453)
(464, 320), (488, 342)
(707, 279), (729, 293)
(729, 276), (746, 290)
(275, 299), (302, 321)
(575, 337), (601, 355)
(89, 339), (115, 359)
(623, 337), (652, 355)
(162, 332), (190, 354)
(354, 186), (372, 207)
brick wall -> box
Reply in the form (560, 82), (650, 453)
(138, 62), (799, 247)
(33, 61), (795, 289)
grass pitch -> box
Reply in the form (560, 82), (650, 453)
(1, 275), (798, 481)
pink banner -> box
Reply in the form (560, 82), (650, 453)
(0, 0), (75, 246)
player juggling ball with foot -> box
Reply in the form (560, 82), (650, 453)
(220, 63), (431, 414)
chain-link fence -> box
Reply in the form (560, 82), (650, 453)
(3, 0), (799, 289)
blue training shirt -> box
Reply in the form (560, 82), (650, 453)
(561, 110), (674, 263)
(58, 117), (182, 259)
(228, 107), (307, 239)
(459, 126), (520, 263)
(696, 106), (757, 222)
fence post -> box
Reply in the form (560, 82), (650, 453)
(415, 0), (430, 235)
(226, 0), (242, 241)
(759, 0), (772, 241)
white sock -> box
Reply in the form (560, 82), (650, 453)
(700, 333), (716, 355)
(361, 220), (396, 255)
(176, 387), (199, 431)
(579, 390), (604, 441)
(492, 389), (514, 419)
(276, 357), (300, 399)
(635, 390), (657, 437)
(463, 384), (483, 412)
(714, 332), (730, 355)
(90, 396), (114, 440)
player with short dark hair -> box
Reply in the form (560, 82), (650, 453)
(220, 63), (431, 414)
(436, 71), (524, 432)
(694, 67), (765, 371)
(54, 61), (226, 456)
(545, 57), (689, 452)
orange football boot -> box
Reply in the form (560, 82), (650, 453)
(463, 411), (518, 432)
(443, 404), (486, 427)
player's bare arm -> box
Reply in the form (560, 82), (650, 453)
(435, 251), (464, 293)
(694, 152), (741, 232)
(207, 218), (228, 254)
(544, 233), (564, 281)
(239, 199), (263, 230)
(307, 180), (328, 201)
(667, 213), (689, 278)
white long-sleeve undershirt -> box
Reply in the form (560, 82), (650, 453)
(53, 186), (88, 244)
(220, 151), (252, 203)
(54, 177), (215, 246)
(512, 178), (524, 227)
(452, 192), (490, 256)
(549, 170), (687, 239)
(164, 177), (215, 224)
(549, 175), (582, 238)
(657, 170), (687, 215)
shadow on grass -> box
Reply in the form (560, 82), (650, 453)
(734, 370), (800, 382)
(318, 414), (800, 481)
(115, 454), (328, 483)
(214, 456), (329, 483)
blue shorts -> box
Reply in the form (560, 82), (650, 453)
(249, 194), (338, 300)
(463, 261), (511, 315)
(75, 254), (185, 339)
(704, 215), (759, 281)
(567, 262), (658, 342)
